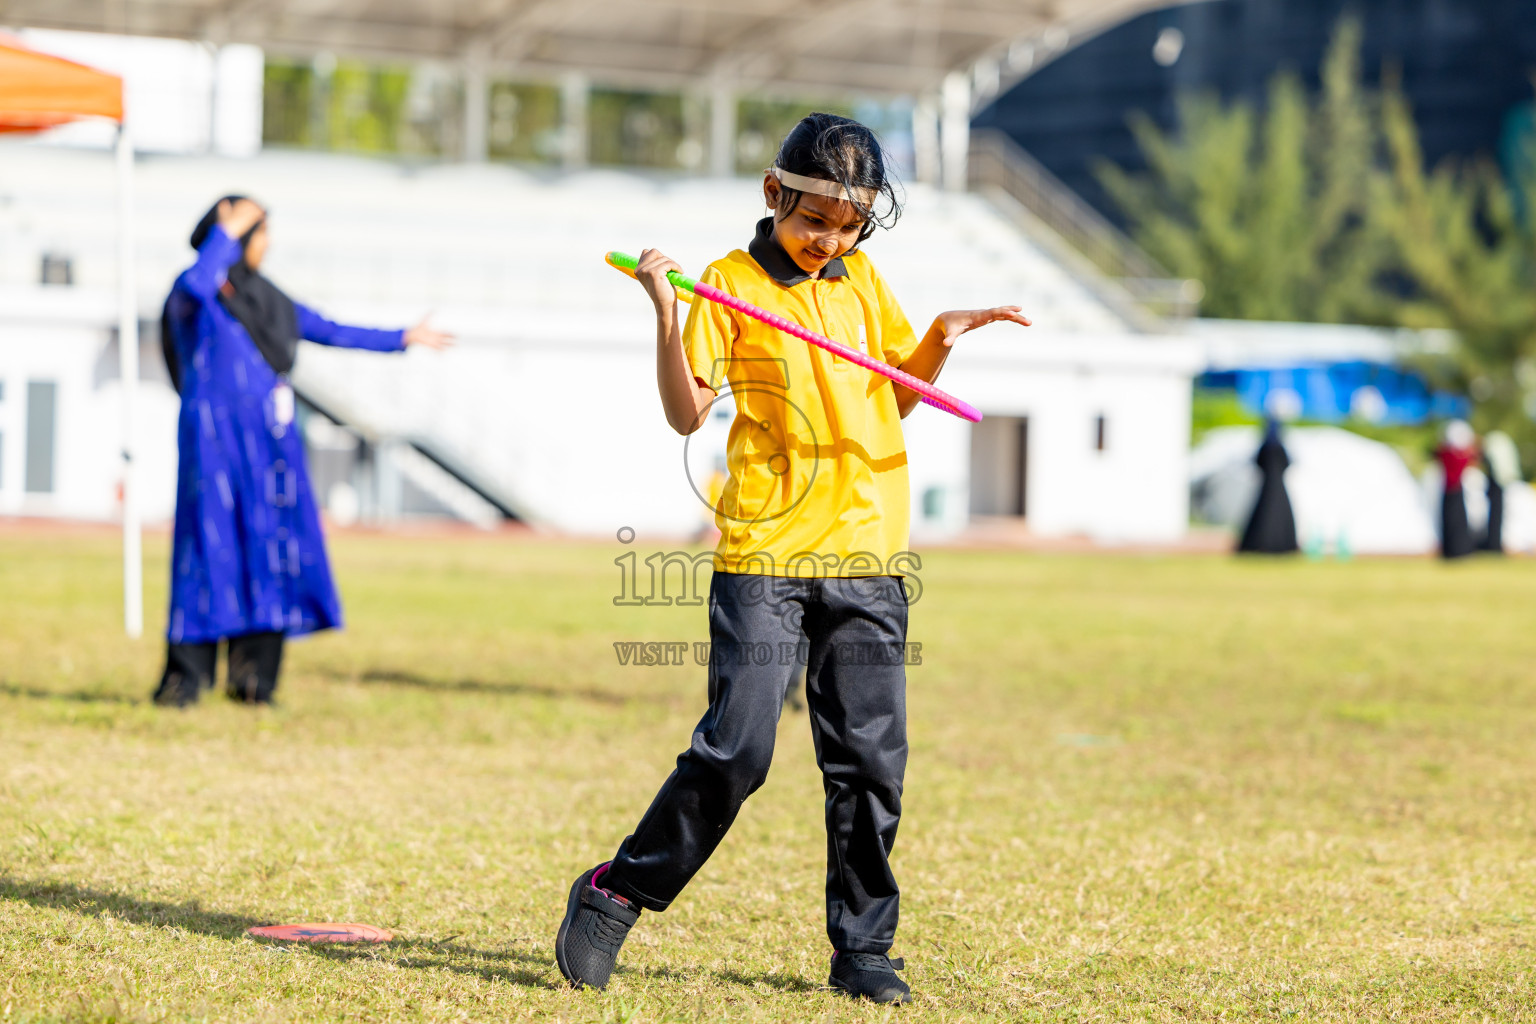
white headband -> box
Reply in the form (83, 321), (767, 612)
(770, 166), (877, 208)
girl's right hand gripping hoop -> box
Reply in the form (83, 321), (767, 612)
(606, 251), (983, 422)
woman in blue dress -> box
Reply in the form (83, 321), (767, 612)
(153, 197), (450, 707)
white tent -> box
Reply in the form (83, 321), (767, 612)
(0, 37), (140, 634)
(1192, 425), (1437, 555)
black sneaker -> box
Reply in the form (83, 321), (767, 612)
(829, 950), (911, 1004)
(555, 862), (639, 990)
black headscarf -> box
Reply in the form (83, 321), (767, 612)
(161, 195), (299, 392)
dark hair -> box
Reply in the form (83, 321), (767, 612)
(190, 195), (263, 251)
(772, 112), (901, 249)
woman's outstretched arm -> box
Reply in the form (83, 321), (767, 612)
(296, 308), (453, 353)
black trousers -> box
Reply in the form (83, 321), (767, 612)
(603, 572), (909, 954)
(153, 632), (285, 706)
(1480, 479), (1505, 553)
(1441, 485), (1475, 560)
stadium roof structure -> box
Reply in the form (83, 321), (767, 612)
(6, 0), (1185, 100)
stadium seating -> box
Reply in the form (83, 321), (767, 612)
(0, 142), (1197, 539)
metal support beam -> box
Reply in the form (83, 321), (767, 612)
(115, 124), (142, 638)
(559, 71), (588, 169)
(462, 43), (489, 162)
(374, 439), (404, 523)
(940, 70), (970, 192)
(709, 80), (736, 177)
(912, 94), (940, 186)
(13, 0), (1196, 122)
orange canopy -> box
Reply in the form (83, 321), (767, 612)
(0, 36), (123, 133)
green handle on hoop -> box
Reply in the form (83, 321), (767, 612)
(606, 251), (698, 294)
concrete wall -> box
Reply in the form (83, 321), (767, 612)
(0, 290), (180, 521)
(919, 333), (1197, 544)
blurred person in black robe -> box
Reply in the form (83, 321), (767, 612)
(1438, 420), (1478, 560)
(1477, 430), (1520, 553)
(1238, 417), (1299, 554)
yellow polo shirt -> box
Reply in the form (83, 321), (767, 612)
(683, 222), (921, 576)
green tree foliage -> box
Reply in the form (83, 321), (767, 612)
(588, 89), (690, 169)
(1101, 16), (1536, 467)
(486, 82), (562, 163)
(262, 58), (457, 157)
(326, 62), (412, 154)
(261, 61), (312, 147)
(1097, 18), (1391, 323)
(1372, 82), (1536, 464)
(736, 99), (856, 173)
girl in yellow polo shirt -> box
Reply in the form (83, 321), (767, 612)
(556, 113), (1030, 1003)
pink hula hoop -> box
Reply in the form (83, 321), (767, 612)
(606, 251), (982, 422)
(690, 281), (984, 422)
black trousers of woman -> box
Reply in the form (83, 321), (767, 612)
(1441, 485), (1475, 560)
(153, 632), (285, 707)
(1479, 478), (1505, 553)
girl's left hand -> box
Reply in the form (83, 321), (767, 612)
(405, 316), (455, 350)
(934, 306), (1031, 347)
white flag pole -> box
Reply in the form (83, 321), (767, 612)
(116, 121), (143, 638)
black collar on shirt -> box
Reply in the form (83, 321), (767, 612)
(748, 217), (848, 286)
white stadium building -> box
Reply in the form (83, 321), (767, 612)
(2, 2), (1213, 548)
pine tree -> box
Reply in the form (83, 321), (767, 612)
(1096, 18), (1390, 324)
(1098, 15), (1536, 469)
(1373, 79), (1536, 469)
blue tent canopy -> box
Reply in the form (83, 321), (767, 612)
(1198, 361), (1468, 425)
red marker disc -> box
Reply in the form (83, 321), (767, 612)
(247, 923), (394, 943)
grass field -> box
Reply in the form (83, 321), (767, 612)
(3, 527), (1535, 1022)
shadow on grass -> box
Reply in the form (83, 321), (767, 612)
(324, 667), (648, 707)
(712, 967), (822, 993)
(0, 684), (142, 706)
(3, 876), (563, 990)
(7, 876), (819, 997)
(297, 937), (561, 990)
(3, 672), (664, 711)
(632, 962), (821, 995)
(0, 875), (261, 938)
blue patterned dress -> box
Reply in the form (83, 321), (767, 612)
(163, 224), (404, 645)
